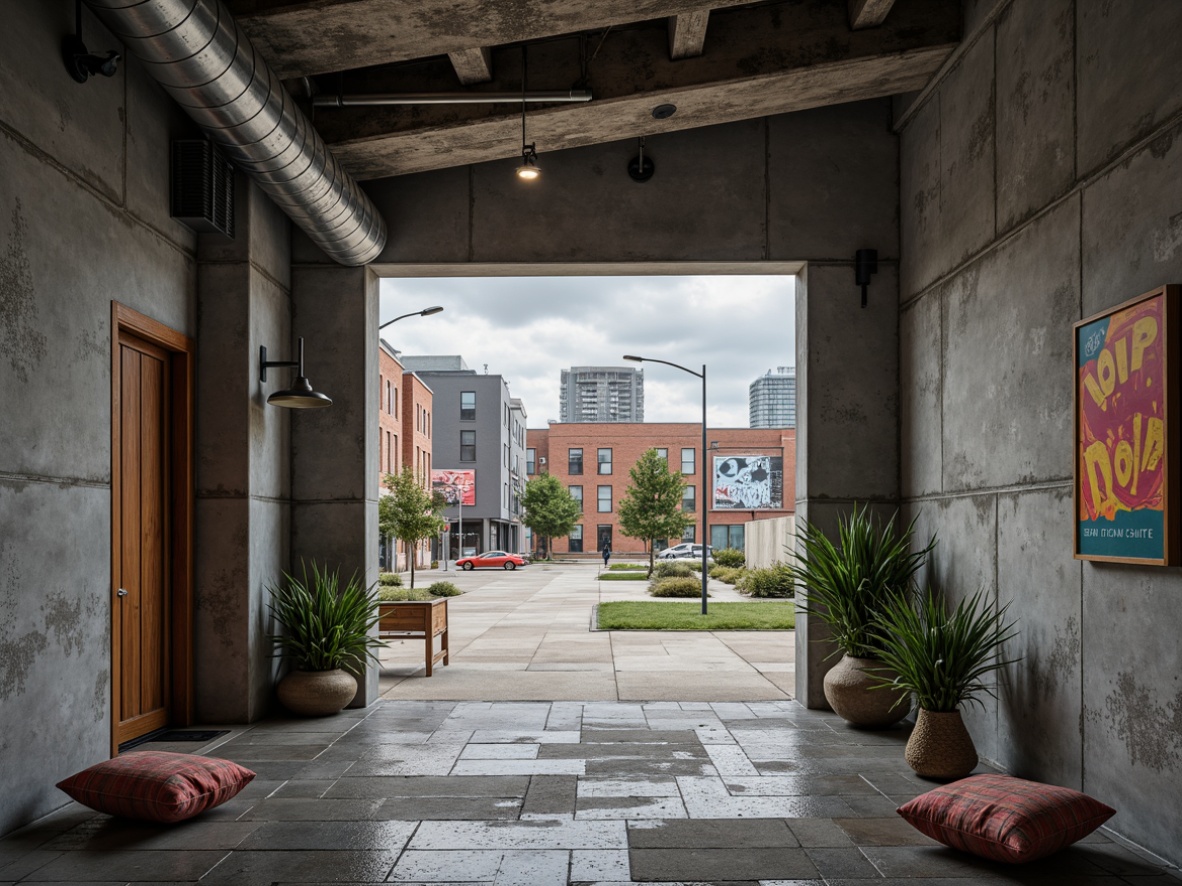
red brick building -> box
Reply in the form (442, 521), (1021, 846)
(379, 341), (434, 569)
(526, 423), (795, 556)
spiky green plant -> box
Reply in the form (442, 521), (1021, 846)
(785, 505), (935, 659)
(267, 562), (383, 672)
(870, 587), (1019, 712)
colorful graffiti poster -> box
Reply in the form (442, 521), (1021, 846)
(432, 469), (476, 506)
(1075, 286), (1178, 563)
(713, 455), (783, 510)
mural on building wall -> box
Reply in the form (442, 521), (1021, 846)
(1074, 285), (1179, 564)
(712, 455), (783, 510)
(432, 469), (476, 506)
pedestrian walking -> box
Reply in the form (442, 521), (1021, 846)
(601, 540), (611, 567)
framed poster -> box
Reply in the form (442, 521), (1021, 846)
(432, 469), (476, 506)
(712, 455), (784, 510)
(1074, 285), (1180, 564)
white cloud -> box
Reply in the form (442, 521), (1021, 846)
(379, 275), (796, 427)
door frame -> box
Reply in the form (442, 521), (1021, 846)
(110, 302), (195, 755)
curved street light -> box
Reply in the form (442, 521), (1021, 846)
(379, 305), (444, 329)
(623, 354), (709, 614)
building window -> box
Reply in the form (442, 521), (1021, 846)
(682, 485), (696, 512)
(597, 485), (611, 513)
(569, 448), (583, 475)
(461, 391), (476, 420)
(681, 447), (695, 474)
(460, 430), (476, 461)
(597, 448), (612, 474)
(682, 525), (696, 542)
(386, 431), (392, 473)
(597, 525), (613, 552)
(386, 379), (392, 414)
(504, 483), (509, 508)
(569, 485), (583, 512)
(711, 524), (746, 551)
(569, 524), (583, 553)
(527, 448), (536, 474)
(656, 447), (668, 463)
(393, 433), (398, 471)
(504, 443), (509, 467)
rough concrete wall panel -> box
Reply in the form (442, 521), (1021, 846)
(899, 289), (942, 497)
(995, 0), (1075, 232)
(768, 102), (899, 261)
(1082, 564), (1182, 859)
(199, 178), (293, 293)
(1076, 0), (1182, 178)
(1081, 117), (1182, 316)
(248, 270), (294, 501)
(0, 482), (110, 836)
(899, 92), (942, 296)
(995, 486), (1082, 788)
(941, 198), (1079, 492)
(363, 168), (471, 266)
(248, 497), (289, 719)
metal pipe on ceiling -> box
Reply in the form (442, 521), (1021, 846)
(83, 0), (385, 267)
(313, 90), (594, 108)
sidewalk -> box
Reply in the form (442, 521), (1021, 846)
(379, 562), (795, 702)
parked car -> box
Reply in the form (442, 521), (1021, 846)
(457, 550), (528, 570)
(657, 543), (713, 561)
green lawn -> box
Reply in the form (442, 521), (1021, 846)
(597, 601), (796, 630)
(597, 572), (649, 581)
(607, 563), (647, 571)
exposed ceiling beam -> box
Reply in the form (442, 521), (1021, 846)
(230, 0), (753, 79)
(315, 0), (958, 180)
(448, 47), (494, 85)
(848, 0), (898, 29)
(669, 10), (710, 60)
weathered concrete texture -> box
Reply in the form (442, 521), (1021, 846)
(768, 101), (899, 262)
(899, 288), (942, 497)
(994, 0), (1074, 232)
(0, 482), (111, 836)
(995, 486), (1082, 789)
(199, 173), (293, 293)
(358, 169), (470, 266)
(1082, 563), (1182, 861)
(1081, 116), (1182, 316)
(1076, 0), (1182, 177)
(898, 90), (942, 297)
(940, 197), (1079, 492)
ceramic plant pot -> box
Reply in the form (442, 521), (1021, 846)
(905, 708), (979, 779)
(276, 668), (357, 716)
(822, 654), (910, 728)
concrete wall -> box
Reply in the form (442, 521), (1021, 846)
(745, 516), (796, 569)
(0, 4), (197, 835)
(897, 0), (1182, 865)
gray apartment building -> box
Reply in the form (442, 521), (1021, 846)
(399, 357), (527, 556)
(749, 366), (797, 428)
(559, 366), (644, 422)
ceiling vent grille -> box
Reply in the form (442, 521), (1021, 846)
(171, 140), (234, 237)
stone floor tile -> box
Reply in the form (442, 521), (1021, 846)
(575, 796), (688, 819)
(469, 730), (582, 744)
(784, 818), (855, 848)
(42, 819), (260, 851)
(627, 819), (799, 849)
(522, 776), (579, 817)
(388, 849), (502, 881)
(833, 815), (940, 846)
(723, 776), (868, 797)
(234, 820), (416, 851)
(585, 759), (718, 778)
(677, 776), (857, 819)
(20, 849), (228, 882)
(493, 849), (570, 886)
(571, 848), (630, 882)
(268, 779), (338, 798)
(236, 798), (385, 820)
(328, 775), (530, 798)
(803, 847), (881, 879)
(376, 797), (522, 820)
(629, 846), (820, 881)
(461, 744), (541, 760)
(578, 778), (680, 798)
(703, 745), (760, 776)
(452, 759), (586, 776)
(409, 819), (628, 850)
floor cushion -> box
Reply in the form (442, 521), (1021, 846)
(897, 773), (1115, 863)
(57, 751), (255, 823)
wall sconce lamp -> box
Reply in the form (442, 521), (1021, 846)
(63, 0), (121, 83)
(260, 337), (332, 408)
(855, 248), (878, 308)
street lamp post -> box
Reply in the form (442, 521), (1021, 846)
(624, 354), (709, 615)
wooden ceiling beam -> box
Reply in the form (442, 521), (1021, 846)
(848, 0), (898, 29)
(668, 10), (710, 60)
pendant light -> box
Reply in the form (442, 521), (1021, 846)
(515, 45), (541, 182)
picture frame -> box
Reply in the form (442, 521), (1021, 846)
(1073, 284), (1180, 564)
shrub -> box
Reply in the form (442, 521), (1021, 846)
(427, 581), (462, 597)
(713, 547), (746, 568)
(378, 572), (403, 587)
(739, 563), (795, 598)
(652, 561), (694, 579)
(649, 576), (708, 598)
(377, 586), (434, 601)
(712, 566), (745, 585)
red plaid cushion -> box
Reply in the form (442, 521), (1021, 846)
(897, 774), (1115, 863)
(57, 751), (255, 823)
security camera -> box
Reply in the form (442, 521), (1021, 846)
(62, 35), (121, 83)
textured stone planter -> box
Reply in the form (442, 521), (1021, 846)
(906, 708), (979, 779)
(276, 668), (357, 716)
(822, 654), (910, 728)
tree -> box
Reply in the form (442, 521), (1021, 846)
(379, 466), (447, 588)
(521, 473), (581, 559)
(618, 448), (695, 575)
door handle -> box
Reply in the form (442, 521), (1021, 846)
(117, 588), (129, 597)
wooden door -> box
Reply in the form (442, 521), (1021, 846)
(113, 331), (172, 745)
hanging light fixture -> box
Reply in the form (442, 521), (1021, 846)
(515, 45), (541, 182)
(260, 337), (333, 408)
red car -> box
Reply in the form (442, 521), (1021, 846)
(457, 550), (528, 570)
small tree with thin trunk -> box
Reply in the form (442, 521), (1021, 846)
(521, 473), (581, 559)
(380, 467), (447, 589)
(618, 448), (695, 575)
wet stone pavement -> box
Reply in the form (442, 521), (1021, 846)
(1, 700), (1179, 885)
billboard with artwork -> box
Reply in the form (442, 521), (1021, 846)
(432, 469), (476, 506)
(712, 455), (783, 510)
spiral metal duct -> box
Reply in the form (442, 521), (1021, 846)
(84, 0), (386, 266)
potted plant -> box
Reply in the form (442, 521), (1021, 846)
(871, 586), (1019, 779)
(267, 561), (383, 716)
(785, 505), (935, 727)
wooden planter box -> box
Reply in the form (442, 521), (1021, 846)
(377, 599), (449, 676)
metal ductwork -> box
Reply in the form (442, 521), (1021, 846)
(84, 0), (386, 267)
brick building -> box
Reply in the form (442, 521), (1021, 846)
(527, 423), (794, 556)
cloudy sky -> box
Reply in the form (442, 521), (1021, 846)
(379, 275), (796, 428)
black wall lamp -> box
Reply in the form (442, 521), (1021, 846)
(855, 248), (878, 308)
(63, 0), (120, 83)
(260, 337), (332, 408)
